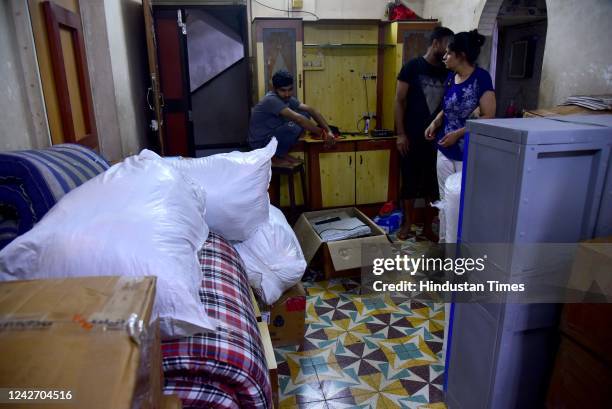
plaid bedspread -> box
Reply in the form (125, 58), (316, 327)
(162, 232), (272, 409)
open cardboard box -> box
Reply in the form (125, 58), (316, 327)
(294, 207), (390, 279)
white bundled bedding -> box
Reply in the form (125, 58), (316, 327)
(234, 206), (306, 305)
(0, 150), (216, 338)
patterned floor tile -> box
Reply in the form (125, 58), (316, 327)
(279, 396), (328, 409)
(276, 275), (447, 408)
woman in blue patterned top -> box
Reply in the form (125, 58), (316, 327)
(424, 29), (496, 242)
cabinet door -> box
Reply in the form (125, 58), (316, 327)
(356, 150), (390, 205)
(320, 151), (355, 207)
(253, 19), (303, 101)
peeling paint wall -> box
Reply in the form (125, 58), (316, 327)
(538, 0), (612, 107)
(0, 1), (37, 151)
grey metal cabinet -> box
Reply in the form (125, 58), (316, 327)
(446, 115), (612, 409)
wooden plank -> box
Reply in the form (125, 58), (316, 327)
(249, 287), (262, 322)
(258, 321), (279, 409)
(143, 0), (165, 154)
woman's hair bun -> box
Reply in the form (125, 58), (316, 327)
(470, 29), (486, 46)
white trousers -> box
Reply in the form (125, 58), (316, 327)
(437, 151), (463, 243)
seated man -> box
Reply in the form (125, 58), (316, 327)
(248, 69), (335, 164)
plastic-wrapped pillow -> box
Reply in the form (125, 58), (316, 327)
(168, 139), (276, 241)
(0, 150), (215, 339)
(234, 205), (306, 305)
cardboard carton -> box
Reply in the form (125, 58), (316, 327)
(568, 236), (612, 302)
(0, 276), (160, 409)
(293, 207), (390, 279)
(262, 283), (306, 347)
(161, 394), (183, 409)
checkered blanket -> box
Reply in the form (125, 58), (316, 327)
(162, 232), (272, 409)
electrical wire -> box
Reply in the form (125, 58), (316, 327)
(253, 0), (320, 20)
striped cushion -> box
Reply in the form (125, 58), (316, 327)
(0, 144), (109, 249)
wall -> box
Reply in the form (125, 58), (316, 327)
(539, 0), (612, 107)
(424, 0), (612, 109)
(422, 0), (487, 33)
(251, 0), (424, 21)
(0, 1), (40, 151)
(104, 0), (149, 158)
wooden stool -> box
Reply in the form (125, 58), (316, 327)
(271, 161), (308, 222)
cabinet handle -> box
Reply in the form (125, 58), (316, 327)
(349, 155), (352, 166)
(360, 155), (363, 165)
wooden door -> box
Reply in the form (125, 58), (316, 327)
(154, 8), (191, 156)
(253, 18), (303, 102)
(143, 0), (165, 154)
(356, 150), (390, 205)
(29, 0), (98, 149)
(319, 151), (355, 208)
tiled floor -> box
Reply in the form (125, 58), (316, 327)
(275, 275), (448, 409)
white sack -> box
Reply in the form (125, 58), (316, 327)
(234, 206), (306, 305)
(168, 139), (276, 241)
(0, 150), (215, 338)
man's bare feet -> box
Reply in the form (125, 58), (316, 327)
(272, 156), (293, 166)
(272, 155), (302, 166)
(284, 154), (302, 164)
(396, 224), (414, 241)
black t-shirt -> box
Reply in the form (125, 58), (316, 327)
(397, 57), (448, 145)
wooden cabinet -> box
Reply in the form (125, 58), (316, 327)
(547, 303), (612, 407)
(306, 136), (398, 210)
(252, 18), (304, 102)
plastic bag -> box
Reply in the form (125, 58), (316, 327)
(0, 150), (215, 338)
(234, 205), (306, 305)
(168, 139), (276, 241)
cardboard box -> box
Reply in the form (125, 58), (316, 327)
(568, 236), (612, 302)
(294, 207), (390, 279)
(161, 394), (183, 409)
(0, 276), (161, 409)
(263, 283), (306, 347)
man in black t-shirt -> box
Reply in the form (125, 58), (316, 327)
(395, 26), (454, 242)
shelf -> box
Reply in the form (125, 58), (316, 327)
(303, 43), (395, 49)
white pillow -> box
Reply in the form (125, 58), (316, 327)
(234, 205), (306, 304)
(168, 139), (276, 241)
(0, 150), (215, 339)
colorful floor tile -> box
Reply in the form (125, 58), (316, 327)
(275, 277), (447, 408)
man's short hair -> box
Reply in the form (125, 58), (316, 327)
(272, 70), (294, 88)
(429, 26), (454, 45)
